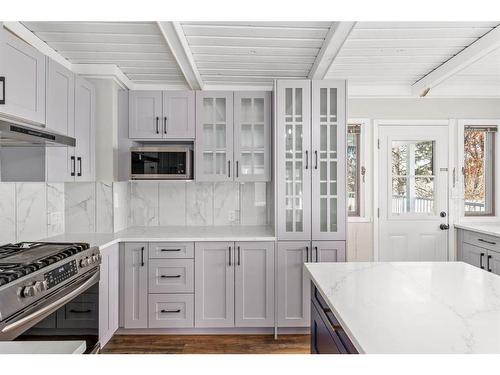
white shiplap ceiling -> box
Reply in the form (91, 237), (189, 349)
(13, 21), (500, 96)
(22, 21), (188, 86)
(179, 21), (334, 86)
(326, 21), (500, 86)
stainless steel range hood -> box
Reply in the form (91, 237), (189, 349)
(0, 119), (75, 147)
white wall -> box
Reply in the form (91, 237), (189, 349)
(346, 97), (500, 262)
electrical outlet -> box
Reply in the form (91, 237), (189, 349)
(229, 210), (236, 222)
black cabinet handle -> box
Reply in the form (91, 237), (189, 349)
(228, 246), (232, 266)
(70, 156), (75, 176)
(480, 253), (485, 269)
(305, 150), (309, 169)
(315, 246), (318, 262)
(314, 151), (318, 170)
(237, 246), (241, 266)
(69, 309), (91, 314)
(161, 309), (181, 313)
(487, 255), (492, 272)
(305, 246), (309, 262)
(228, 160), (231, 178)
(164, 116), (167, 134)
(478, 238), (496, 245)
(0, 76), (5, 105)
(77, 157), (82, 177)
(160, 275), (181, 278)
(236, 161), (239, 178)
(141, 246), (145, 267)
(156, 116), (159, 134)
(160, 248), (181, 252)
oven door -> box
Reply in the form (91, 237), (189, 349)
(1, 269), (100, 354)
(130, 148), (192, 180)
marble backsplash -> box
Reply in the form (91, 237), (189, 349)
(0, 180), (270, 244)
(128, 181), (270, 227)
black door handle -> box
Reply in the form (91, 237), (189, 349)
(237, 246), (241, 266)
(228, 246), (232, 266)
(156, 116), (159, 134)
(77, 157), (82, 177)
(487, 255), (492, 272)
(70, 156), (75, 177)
(236, 161), (239, 178)
(314, 246), (318, 262)
(439, 224), (449, 230)
(164, 116), (167, 134)
(314, 151), (318, 170)
(69, 309), (91, 314)
(480, 253), (485, 269)
(140, 246), (145, 267)
(0, 76), (5, 105)
(305, 151), (309, 169)
(228, 160), (231, 178)
(305, 246), (309, 262)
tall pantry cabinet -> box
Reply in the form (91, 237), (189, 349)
(275, 80), (347, 327)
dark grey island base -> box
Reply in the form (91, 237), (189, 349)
(310, 284), (358, 354)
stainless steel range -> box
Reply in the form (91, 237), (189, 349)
(0, 242), (101, 353)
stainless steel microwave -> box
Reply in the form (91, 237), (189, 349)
(130, 147), (193, 180)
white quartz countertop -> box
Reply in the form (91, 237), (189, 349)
(42, 225), (275, 249)
(305, 261), (500, 354)
(455, 222), (500, 237)
(0, 340), (86, 354)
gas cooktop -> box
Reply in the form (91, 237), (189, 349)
(0, 242), (90, 287)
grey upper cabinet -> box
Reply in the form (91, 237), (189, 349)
(129, 90), (163, 139)
(311, 80), (347, 241)
(195, 242), (235, 327)
(45, 59), (75, 182)
(163, 91), (195, 139)
(0, 26), (46, 124)
(312, 241), (346, 263)
(276, 79), (347, 242)
(277, 241), (310, 327)
(234, 242), (274, 327)
(123, 243), (148, 329)
(73, 77), (95, 182)
(276, 80), (312, 240)
(233, 91), (271, 182)
(195, 91), (234, 181)
(129, 90), (194, 139)
(99, 244), (119, 347)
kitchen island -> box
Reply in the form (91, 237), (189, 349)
(305, 262), (500, 354)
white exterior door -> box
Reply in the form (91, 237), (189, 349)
(378, 124), (449, 261)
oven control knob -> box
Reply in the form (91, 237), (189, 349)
(34, 280), (48, 292)
(79, 257), (89, 268)
(21, 285), (37, 298)
(92, 254), (99, 263)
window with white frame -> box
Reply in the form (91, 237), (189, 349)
(464, 126), (496, 216)
(347, 123), (364, 216)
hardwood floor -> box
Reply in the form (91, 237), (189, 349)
(102, 334), (310, 354)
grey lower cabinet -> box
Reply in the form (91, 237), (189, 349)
(0, 25), (46, 124)
(123, 243), (148, 328)
(278, 240), (346, 327)
(99, 244), (119, 347)
(459, 229), (500, 275)
(195, 241), (275, 328)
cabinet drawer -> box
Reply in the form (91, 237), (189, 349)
(149, 242), (194, 259)
(149, 259), (194, 293)
(56, 300), (98, 329)
(148, 294), (194, 328)
(463, 230), (500, 253)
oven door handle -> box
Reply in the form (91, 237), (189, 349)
(1, 271), (99, 334)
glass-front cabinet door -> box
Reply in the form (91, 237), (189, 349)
(277, 81), (311, 240)
(311, 80), (346, 240)
(195, 91), (234, 181)
(234, 91), (271, 182)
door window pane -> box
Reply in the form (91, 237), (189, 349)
(464, 127), (496, 216)
(391, 140), (436, 215)
(347, 124), (361, 216)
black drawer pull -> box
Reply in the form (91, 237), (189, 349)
(161, 309), (181, 313)
(480, 253), (485, 269)
(478, 238), (496, 245)
(160, 248), (182, 252)
(69, 309), (91, 314)
(160, 275), (181, 278)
